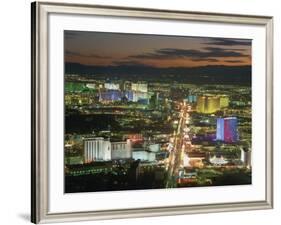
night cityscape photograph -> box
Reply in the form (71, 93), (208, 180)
(64, 30), (252, 193)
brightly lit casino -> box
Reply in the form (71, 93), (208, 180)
(216, 117), (239, 143)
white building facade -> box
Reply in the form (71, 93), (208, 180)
(111, 140), (132, 160)
(132, 150), (156, 162)
(240, 147), (252, 168)
(104, 82), (120, 90)
(84, 138), (133, 163)
(83, 138), (111, 163)
(131, 83), (148, 93)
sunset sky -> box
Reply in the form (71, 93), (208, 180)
(64, 31), (251, 68)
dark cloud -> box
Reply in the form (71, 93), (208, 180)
(190, 58), (219, 62)
(224, 60), (245, 63)
(65, 50), (111, 59)
(203, 47), (248, 57)
(206, 38), (252, 46)
(129, 47), (249, 60)
(65, 50), (83, 57)
(112, 60), (146, 66)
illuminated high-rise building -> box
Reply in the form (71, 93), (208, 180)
(124, 90), (134, 101)
(216, 118), (225, 141)
(83, 138), (111, 163)
(187, 95), (197, 103)
(104, 82), (120, 90)
(240, 147), (252, 168)
(134, 92), (148, 102)
(219, 95), (229, 108)
(84, 138), (133, 163)
(131, 82), (148, 93)
(132, 150), (156, 162)
(196, 96), (205, 113)
(124, 90), (148, 102)
(99, 90), (122, 102)
(111, 140), (132, 160)
(196, 95), (220, 114)
(216, 117), (239, 143)
(122, 81), (131, 91)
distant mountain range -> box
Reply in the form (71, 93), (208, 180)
(65, 62), (251, 85)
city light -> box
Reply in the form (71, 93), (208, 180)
(64, 32), (252, 193)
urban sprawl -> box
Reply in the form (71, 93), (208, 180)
(64, 73), (252, 193)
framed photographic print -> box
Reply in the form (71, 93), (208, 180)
(31, 1), (273, 223)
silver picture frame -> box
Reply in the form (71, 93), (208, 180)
(31, 1), (273, 223)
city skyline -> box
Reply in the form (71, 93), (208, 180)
(64, 31), (252, 193)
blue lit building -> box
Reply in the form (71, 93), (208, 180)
(124, 90), (134, 102)
(99, 90), (122, 102)
(187, 95), (197, 103)
(216, 117), (238, 143)
(124, 90), (149, 103)
(216, 118), (225, 141)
